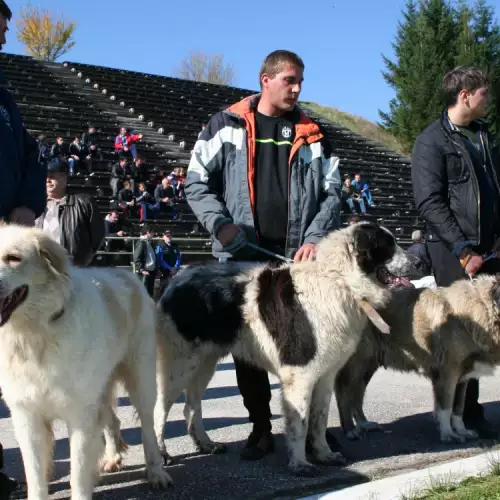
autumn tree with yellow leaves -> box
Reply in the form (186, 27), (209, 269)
(16, 5), (76, 61)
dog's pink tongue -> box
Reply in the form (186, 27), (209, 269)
(395, 276), (414, 288)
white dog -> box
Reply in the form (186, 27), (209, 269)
(0, 224), (172, 500)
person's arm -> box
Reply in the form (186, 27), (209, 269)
(184, 113), (233, 236)
(411, 136), (469, 256)
(175, 248), (182, 269)
(18, 127), (47, 219)
(155, 245), (171, 270)
(114, 136), (123, 151)
(303, 137), (342, 245)
(133, 241), (145, 273)
(87, 197), (105, 254)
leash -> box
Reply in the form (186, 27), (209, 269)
(244, 242), (294, 264)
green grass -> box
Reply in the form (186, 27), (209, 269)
(402, 460), (500, 500)
(301, 101), (407, 155)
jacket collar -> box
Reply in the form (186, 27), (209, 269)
(441, 110), (488, 134)
(225, 94), (322, 141)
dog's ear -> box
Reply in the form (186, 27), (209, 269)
(35, 232), (70, 278)
(352, 222), (396, 274)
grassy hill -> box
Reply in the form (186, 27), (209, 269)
(302, 101), (406, 155)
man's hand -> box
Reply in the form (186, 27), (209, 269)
(141, 270), (149, 276)
(117, 231), (125, 237)
(8, 206), (36, 226)
(461, 250), (484, 278)
(294, 243), (316, 263)
(216, 223), (243, 247)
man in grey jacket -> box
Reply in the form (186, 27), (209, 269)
(185, 50), (342, 461)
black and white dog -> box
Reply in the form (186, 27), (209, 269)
(152, 222), (414, 476)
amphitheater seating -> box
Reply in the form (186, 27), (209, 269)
(0, 52), (422, 266)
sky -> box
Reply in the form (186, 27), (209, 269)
(5, 0), (416, 122)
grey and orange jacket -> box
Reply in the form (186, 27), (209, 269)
(185, 94), (342, 259)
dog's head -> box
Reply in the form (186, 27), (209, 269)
(316, 221), (415, 289)
(349, 221), (415, 288)
(0, 224), (70, 327)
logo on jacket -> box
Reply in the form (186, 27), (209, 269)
(0, 106), (11, 129)
(281, 126), (292, 139)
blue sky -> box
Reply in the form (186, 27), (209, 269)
(4, 0), (425, 122)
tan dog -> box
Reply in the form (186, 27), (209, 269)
(335, 275), (500, 443)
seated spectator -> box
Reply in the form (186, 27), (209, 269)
(136, 182), (157, 221)
(352, 173), (375, 207)
(118, 180), (136, 216)
(407, 229), (432, 276)
(104, 209), (130, 266)
(342, 178), (366, 215)
(156, 229), (182, 295)
(37, 134), (50, 165)
(110, 156), (133, 197)
(114, 127), (143, 160)
(81, 125), (100, 161)
(132, 156), (149, 192)
(169, 167), (186, 200)
(69, 136), (91, 175)
(154, 177), (176, 216)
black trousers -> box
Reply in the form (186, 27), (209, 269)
(229, 248), (285, 433)
(139, 273), (155, 298)
(427, 240), (500, 424)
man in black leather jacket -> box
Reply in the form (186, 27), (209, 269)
(35, 159), (105, 267)
(412, 66), (500, 438)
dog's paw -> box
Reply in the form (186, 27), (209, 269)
(345, 428), (363, 441)
(440, 431), (465, 444)
(358, 420), (383, 433)
(197, 441), (227, 455)
(311, 451), (347, 467)
(146, 466), (174, 489)
(101, 454), (123, 473)
(288, 460), (321, 477)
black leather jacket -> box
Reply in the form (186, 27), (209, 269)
(35, 193), (105, 267)
(411, 112), (500, 257)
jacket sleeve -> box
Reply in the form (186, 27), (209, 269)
(303, 137), (342, 245)
(411, 136), (468, 254)
(184, 113), (233, 236)
(19, 127), (47, 218)
(88, 197), (105, 254)
(133, 241), (144, 273)
(114, 136), (123, 151)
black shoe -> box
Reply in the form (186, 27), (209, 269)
(464, 416), (499, 439)
(240, 426), (275, 461)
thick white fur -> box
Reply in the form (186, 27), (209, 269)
(0, 224), (172, 500)
(153, 222), (413, 476)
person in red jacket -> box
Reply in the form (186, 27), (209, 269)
(114, 127), (143, 160)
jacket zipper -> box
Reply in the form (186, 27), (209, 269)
(448, 134), (481, 246)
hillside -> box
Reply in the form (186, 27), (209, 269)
(302, 101), (406, 155)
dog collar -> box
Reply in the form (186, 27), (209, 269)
(358, 299), (390, 335)
(50, 308), (65, 322)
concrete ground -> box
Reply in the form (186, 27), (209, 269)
(1, 360), (500, 499)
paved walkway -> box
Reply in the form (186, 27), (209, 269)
(2, 361), (499, 499)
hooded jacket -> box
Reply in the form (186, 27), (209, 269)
(185, 94), (342, 259)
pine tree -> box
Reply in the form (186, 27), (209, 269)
(379, 0), (457, 152)
(470, 0), (500, 138)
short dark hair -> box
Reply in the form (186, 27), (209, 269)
(443, 66), (489, 107)
(259, 50), (304, 85)
(0, 1), (12, 21)
(140, 225), (151, 235)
